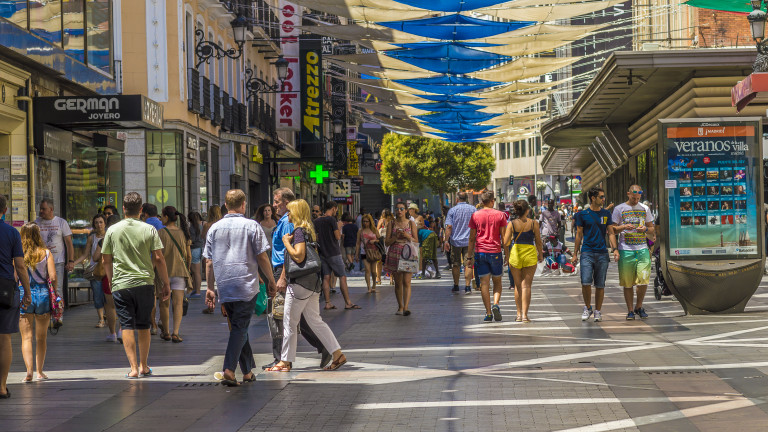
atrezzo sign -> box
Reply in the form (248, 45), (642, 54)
(300, 36), (323, 143)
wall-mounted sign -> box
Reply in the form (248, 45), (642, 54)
(35, 95), (163, 129)
(347, 140), (359, 176)
(186, 135), (198, 150)
(300, 35), (322, 143)
(332, 179), (351, 198)
(351, 177), (363, 193)
(251, 145), (263, 164)
(346, 126), (357, 141)
(661, 118), (762, 259)
(278, 0), (301, 131)
(309, 164), (329, 184)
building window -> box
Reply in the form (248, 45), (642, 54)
(63, 0), (86, 63)
(30, 0), (62, 46)
(499, 142), (506, 159)
(211, 145), (220, 207)
(535, 136), (542, 156)
(146, 131), (184, 210)
(86, 0), (113, 74)
(513, 142), (520, 158)
(521, 139), (527, 157)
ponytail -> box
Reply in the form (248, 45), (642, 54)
(162, 206), (191, 241)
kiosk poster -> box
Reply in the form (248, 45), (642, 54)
(662, 119), (761, 259)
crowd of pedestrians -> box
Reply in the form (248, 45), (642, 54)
(0, 180), (658, 393)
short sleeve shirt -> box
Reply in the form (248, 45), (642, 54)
(574, 208), (614, 253)
(468, 208), (508, 253)
(203, 214), (270, 302)
(271, 213), (294, 267)
(539, 210), (561, 237)
(341, 223), (359, 248)
(101, 218), (164, 291)
(445, 202), (476, 248)
(0, 221), (23, 280)
(611, 202), (654, 251)
(35, 216), (72, 263)
(313, 216), (342, 258)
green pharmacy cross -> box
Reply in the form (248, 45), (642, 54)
(309, 164), (330, 184)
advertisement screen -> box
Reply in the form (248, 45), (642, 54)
(661, 119), (762, 259)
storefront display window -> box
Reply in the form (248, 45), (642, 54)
(147, 131), (183, 210)
(200, 140), (208, 213)
(211, 145), (220, 207)
(35, 157), (62, 217)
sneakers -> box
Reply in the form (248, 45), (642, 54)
(464, 286), (471, 295)
(491, 304), (502, 322)
(581, 306), (593, 321)
(626, 311), (635, 320)
(594, 310), (602, 322)
(105, 334), (117, 342)
(452, 285), (460, 293)
(634, 307), (648, 319)
(483, 314), (493, 322)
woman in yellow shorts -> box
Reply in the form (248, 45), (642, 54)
(504, 200), (544, 322)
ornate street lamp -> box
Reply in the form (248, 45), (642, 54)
(333, 119), (344, 135)
(244, 56), (290, 100)
(748, 1), (768, 71)
(195, 16), (248, 69)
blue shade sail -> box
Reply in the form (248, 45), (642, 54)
(417, 94), (482, 103)
(390, 0), (510, 12)
(394, 42), (500, 49)
(377, 14), (535, 40)
(395, 75), (502, 95)
(408, 101), (485, 111)
(432, 132), (496, 141)
(415, 111), (500, 123)
(426, 123), (498, 133)
(384, 43), (510, 74)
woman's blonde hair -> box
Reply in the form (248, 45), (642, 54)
(361, 214), (376, 231)
(20, 223), (48, 269)
(286, 199), (316, 241)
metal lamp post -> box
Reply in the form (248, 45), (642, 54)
(748, 1), (768, 71)
(244, 56), (290, 100)
(194, 16), (248, 69)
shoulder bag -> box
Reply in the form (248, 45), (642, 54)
(163, 228), (191, 315)
(0, 277), (16, 309)
(285, 228), (322, 279)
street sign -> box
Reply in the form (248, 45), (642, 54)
(309, 164), (329, 184)
(332, 179), (351, 197)
(346, 126), (357, 140)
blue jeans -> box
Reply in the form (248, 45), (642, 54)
(90, 279), (105, 309)
(474, 252), (504, 277)
(580, 251), (610, 289)
(222, 295), (257, 374)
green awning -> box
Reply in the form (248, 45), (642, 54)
(684, 0), (761, 13)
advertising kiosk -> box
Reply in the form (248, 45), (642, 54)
(658, 118), (765, 314)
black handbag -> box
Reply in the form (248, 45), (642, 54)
(0, 277), (16, 309)
(285, 228), (322, 279)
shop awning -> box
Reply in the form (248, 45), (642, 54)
(34, 95), (164, 130)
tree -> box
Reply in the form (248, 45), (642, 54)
(380, 133), (496, 203)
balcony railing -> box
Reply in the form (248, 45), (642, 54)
(201, 76), (212, 119)
(187, 68), (201, 114)
(212, 84), (222, 126)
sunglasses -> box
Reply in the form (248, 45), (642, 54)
(396, 208), (406, 211)
(597, 195), (605, 199)
(631, 190), (643, 195)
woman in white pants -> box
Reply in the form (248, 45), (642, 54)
(267, 199), (346, 372)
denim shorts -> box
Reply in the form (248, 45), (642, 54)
(474, 252), (504, 277)
(19, 285), (51, 316)
(191, 247), (202, 264)
(580, 251), (610, 289)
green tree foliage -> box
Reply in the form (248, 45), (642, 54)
(380, 133), (496, 199)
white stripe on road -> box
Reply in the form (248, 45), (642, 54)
(354, 396), (740, 410)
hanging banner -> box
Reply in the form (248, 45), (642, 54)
(661, 118), (762, 259)
(277, 0), (300, 131)
(300, 35), (323, 146)
(331, 72), (347, 171)
(347, 140), (359, 176)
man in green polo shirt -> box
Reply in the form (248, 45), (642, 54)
(102, 192), (170, 379)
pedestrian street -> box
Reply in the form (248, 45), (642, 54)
(4, 260), (768, 431)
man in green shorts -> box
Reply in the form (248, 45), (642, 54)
(609, 185), (655, 320)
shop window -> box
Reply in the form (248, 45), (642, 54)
(30, 0), (62, 46)
(199, 140), (209, 213)
(86, 0), (112, 74)
(63, 0), (85, 63)
(147, 131), (184, 210)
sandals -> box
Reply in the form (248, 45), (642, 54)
(95, 320), (106, 328)
(171, 334), (183, 343)
(344, 304), (361, 310)
(515, 316), (522, 322)
(266, 364), (291, 372)
(160, 333), (171, 341)
(324, 354), (347, 371)
(242, 372), (257, 382)
(324, 303), (337, 310)
(221, 379), (240, 387)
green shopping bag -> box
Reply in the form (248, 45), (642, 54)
(254, 282), (268, 316)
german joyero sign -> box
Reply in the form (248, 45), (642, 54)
(35, 95), (163, 129)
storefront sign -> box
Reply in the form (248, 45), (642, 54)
(346, 126), (357, 141)
(351, 177), (363, 193)
(332, 196), (353, 204)
(251, 145), (263, 164)
(279, 162), (300, 177)
(35, 95), (163, 129)
(186, 135), (198, 150)
(300, 36), (323, 143)
(661, 118), (762, 259)
(278, 0), (300, 131)
(41, 126), (73, 161)
(347, 140), (359, 176)
(331, 72), (347, 170)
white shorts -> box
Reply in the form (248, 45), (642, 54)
(170, 277), (186, 291)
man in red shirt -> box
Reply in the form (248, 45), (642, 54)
(467, 191), (508, 322)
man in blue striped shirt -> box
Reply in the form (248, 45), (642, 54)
(444, 192), (476, 294)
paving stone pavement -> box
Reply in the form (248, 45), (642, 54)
(3, 256), (768, 431)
